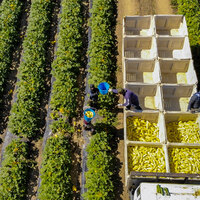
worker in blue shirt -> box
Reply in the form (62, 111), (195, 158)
(187, 91), (200, 112)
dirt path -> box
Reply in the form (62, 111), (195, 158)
(115, 0), (174, 199)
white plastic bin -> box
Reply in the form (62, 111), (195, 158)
(126, 143), (168, 174)
(157, 36), (192, 59)
(124, 59), (161, 84)
(162, 85), (196, 112)
(167, 144), (200, 174)
(125, 84), (163, 111)
(155, 15), (188, 36)
(125, 111), (166, 143)
(123, 16), (154, 36)
(159, 59), (197, 84)
(123, 36), (157, 59)
(164, 112), (200, 144)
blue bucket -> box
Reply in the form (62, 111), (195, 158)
(98, 82), (110, 95)
(84, 108), (95, 122)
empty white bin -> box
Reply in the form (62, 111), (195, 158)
(162, 85), (196, 112)
(155, 15), (188, 36)
(157, 36), (192, 59)
(123, 16), (154, 36)
(123, 36), (157, 59)
(159, 59), (197, 84)
(124, 59), (161, 84)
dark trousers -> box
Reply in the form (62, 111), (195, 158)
(126, 99), (142, 110)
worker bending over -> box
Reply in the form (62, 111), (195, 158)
(89, 84), (99, 108)
(187, 91), (200, 113)
(109, 88), (142, 111)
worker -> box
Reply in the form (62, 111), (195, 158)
(89, 84), (99, 108)
(83, 119), (93, 131)
(187, 91), (200, 112)
(109, 88), (142, 111)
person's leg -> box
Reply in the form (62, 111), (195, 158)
(132, 99), (142, 111)
(126, 105), (131, 110)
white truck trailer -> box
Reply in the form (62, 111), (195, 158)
(131, 182), (200, 200)
(128, 172), (200, 200)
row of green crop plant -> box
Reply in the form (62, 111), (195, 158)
(88, 0), (117, 125)
(83, 131), (114, 199)
(8, 0), (53, 138)
(38, 0), (83, 199)
(83, 0), (117, 199)
(0, 0), (23, 100)
(171, 0), (200, 46)
(0, 0), (53, 199)
(0, 139), (32, 200)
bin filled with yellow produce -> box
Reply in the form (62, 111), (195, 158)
(128, 145), (166, 173)
(126, 112), (165, 142)
(165, 113), (200, 143)
(167, 120), (200, 143)
(168, 146), (200, 174)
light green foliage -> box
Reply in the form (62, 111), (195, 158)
(38, 134), (72, 200)
(8, 0), (53, 138)
(83, 132), (114, 200)
(84, 0), (117, 199)
(50, 0), (82, 122)
(88, 0), (117, 85)
(0, 0), (22, 95)
(39, 0), (83, 199)
(176, 0), (200, 46)
(0, 139), (30, 200)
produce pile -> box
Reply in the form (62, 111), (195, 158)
(85, 111), (93, 118)
(167, 120), (200, 143)
(127, 116), (160, 142)
(169, 147), (200, 174)
(128, 146), (166, 173)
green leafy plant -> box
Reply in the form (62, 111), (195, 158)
(83, 132), (114, 200)
(0, 139), (30, 200)
(8, 0), (53, 138)
(0, 0), (23, 99)
(50, 0), (83, 123)
(83, 0), (117, 199)
(175, 0), (200, 46)
(38, 134), (72, 200)
(39, 0), (83, 199)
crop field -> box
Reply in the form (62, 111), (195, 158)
(0, 0), (199, 200)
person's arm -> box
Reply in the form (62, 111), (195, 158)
(122, 93), (131, 106)
(108, 89), (118, 94)
(187, 95), (197, 111)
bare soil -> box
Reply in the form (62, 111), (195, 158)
(115, 0), (174, 199)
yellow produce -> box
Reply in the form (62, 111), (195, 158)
(128, 146), (166, 173)
(85, 111), (93, 118)
(127, 117), (159, 142)
(167, 120), (200, 143)
(168, 147), (200, 174)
